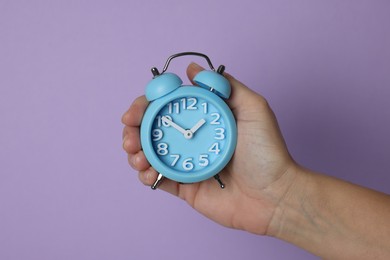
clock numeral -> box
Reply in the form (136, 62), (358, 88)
(168, 102), (180, 114)
(201, 102), (208, 114)
(152, 129), (163, 141)
(186, 98), (197, 110)
(182, 158), (194, 171)
(180, 98), (186, 110)
(161, 115), (172, 127)
(156, 115), (172, 127)
(210, 113), (221, 125)
(167, 98), (198, 114)
(171, 154), (210, 169)
(170, 154), (180, 166)
(199, 154), (209, 167)
(157, 143), (169, 156)
(214, 128), (225, 140)
(209, 142), (221, 155)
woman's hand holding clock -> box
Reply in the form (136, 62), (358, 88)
(122, 62), (298, 236)
(123, 62), (390, 258)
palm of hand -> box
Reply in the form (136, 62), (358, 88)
(175, 93), (294, 234)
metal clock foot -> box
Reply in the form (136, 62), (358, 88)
(214, 174), (225, 189)
(151, 173), (164, 190)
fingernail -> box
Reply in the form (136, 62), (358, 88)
(123, 137), (131, 152)
(121, 113), (127, 124)
(122, 137), (128, 150)
(132, 154), (137, 168)
(141, 168), (152, 184)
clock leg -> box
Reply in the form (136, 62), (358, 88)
(151, 173), (164, 190)
(214, 174), (225, 189)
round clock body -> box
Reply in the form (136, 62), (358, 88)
(141, 86), (237, 183)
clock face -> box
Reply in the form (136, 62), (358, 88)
(151, 95), (229, 174)
(141, 86), (237, 183)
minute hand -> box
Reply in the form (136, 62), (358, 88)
(190, 119), (206, 134)
(161, 116), (187, 135)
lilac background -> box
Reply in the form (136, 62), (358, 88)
(1, 1), (389, 259)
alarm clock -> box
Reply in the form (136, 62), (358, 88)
(140, 52), (237, 189)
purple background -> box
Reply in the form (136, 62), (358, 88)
(1, 1), (389, 259)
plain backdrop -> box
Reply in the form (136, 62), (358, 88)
(1, 1), (389, 259)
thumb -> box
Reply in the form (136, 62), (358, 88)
(186, 62), (266, 112)
(186, 62), (205, 84)
(223, 72), (266, 112)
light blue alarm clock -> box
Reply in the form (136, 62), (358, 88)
(140, 52), (237, 189)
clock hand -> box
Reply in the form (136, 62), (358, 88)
(161, 116), (193, 139)
(190, 118), (206, 134)
(161, 116), (186, 134)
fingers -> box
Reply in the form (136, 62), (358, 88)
(138, 166), (181, 197)
(122, 126), (141, 152)
(121, 96), (149, 127)
(122, 96), (150, 173)
(122, 124), (150, 171)
(127, 150), (150, 171)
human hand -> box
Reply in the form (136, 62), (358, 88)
(122, 62), (298, 235)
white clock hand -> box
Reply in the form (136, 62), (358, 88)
(161, 116), (186, 134)
(162, 116), (193, 139)
(190, 118), (206, 134)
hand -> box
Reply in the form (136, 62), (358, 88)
(122, 63), (390, 258)
(122, 62), (297, 235)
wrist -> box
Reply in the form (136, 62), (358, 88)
(266, 166), (348, 258)
(265, 164), (312, 238)
(266, 165), (390, 259)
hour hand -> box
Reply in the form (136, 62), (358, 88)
(190, 118), (206, 134)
